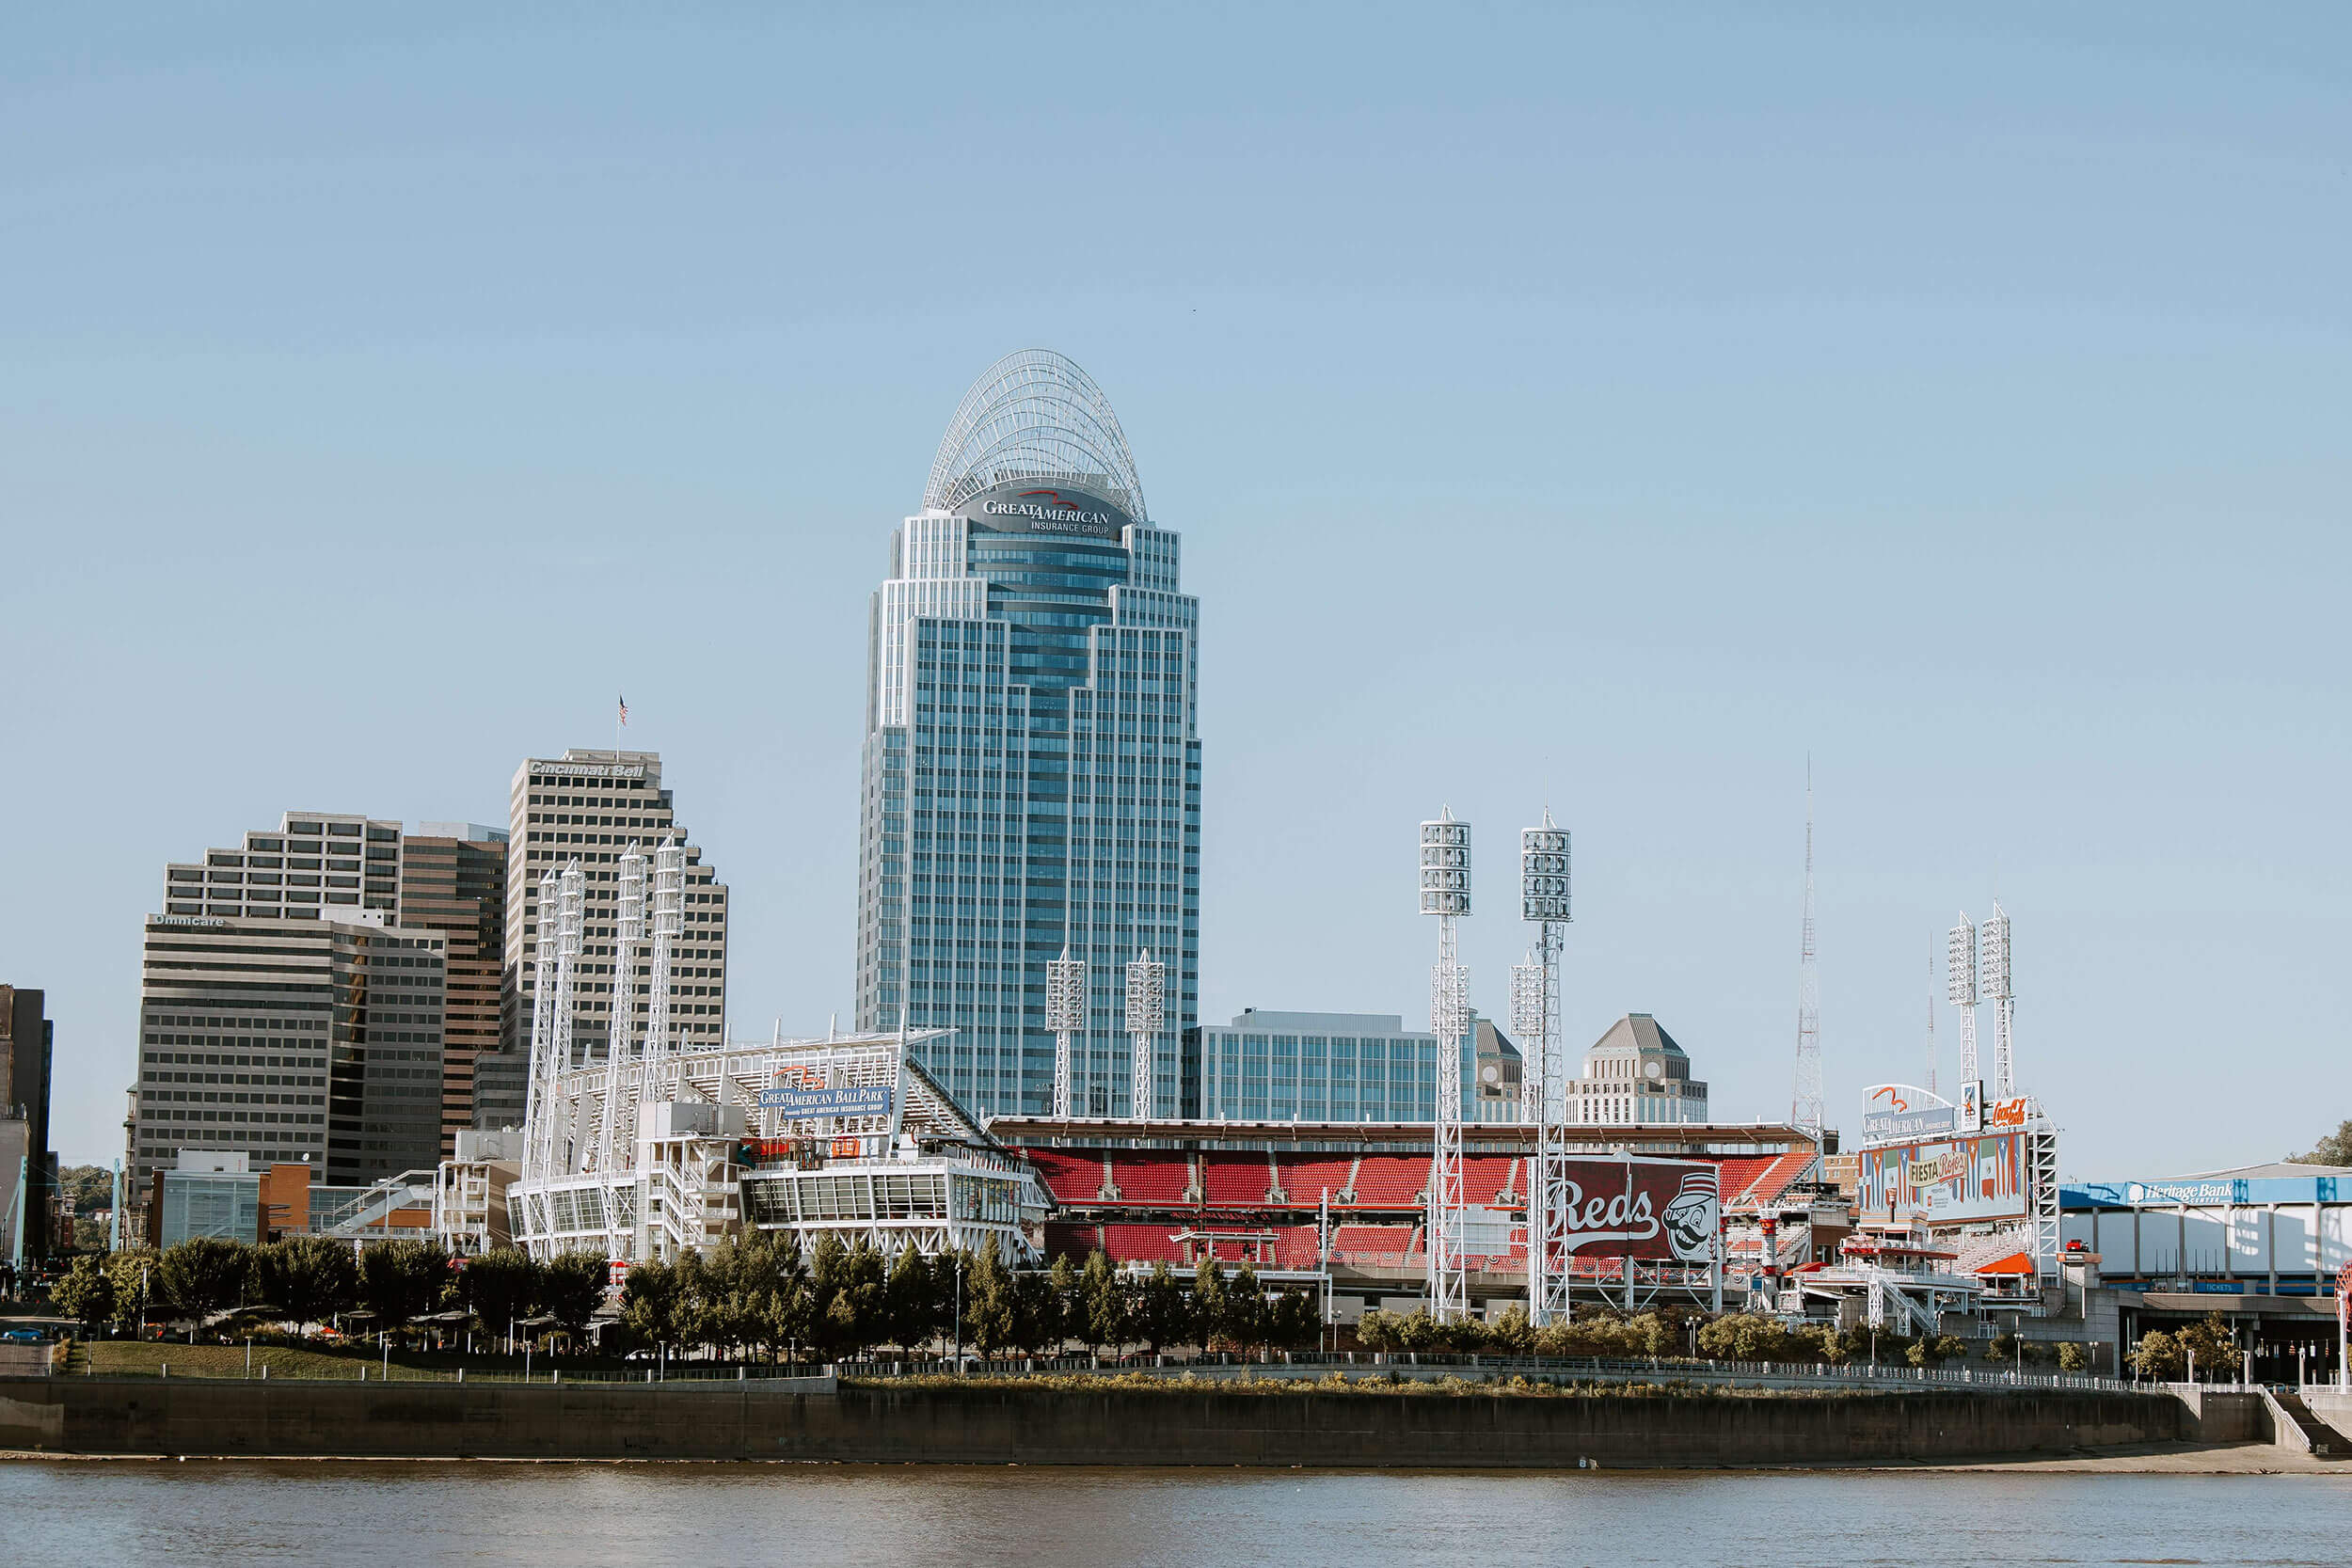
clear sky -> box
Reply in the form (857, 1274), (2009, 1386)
(4, 7), (2345, 1176)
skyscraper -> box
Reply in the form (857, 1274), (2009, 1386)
(854, 349), (1200, 1117)
(504, 750), (729, 1062)
(130, 812), (450, 1185)
(399, 824), (508, 1156)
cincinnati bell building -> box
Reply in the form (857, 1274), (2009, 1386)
(855, 350), (1200, 1118)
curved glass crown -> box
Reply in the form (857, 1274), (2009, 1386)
(923, 348), (1147, 523)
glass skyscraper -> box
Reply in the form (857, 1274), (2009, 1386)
(855, 350), (1200, 1119)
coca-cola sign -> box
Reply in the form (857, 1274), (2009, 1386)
(1549, 1158), (1719, 1261)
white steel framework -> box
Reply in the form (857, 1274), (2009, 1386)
(1419, 810), (1471, 1321)
(646, 837), (685, 1059)
(923, 348), (1149, 522)
(1979, 903), (2015, 1099)
(1947, 916), (1979, 1089)
(522, 863), (584, 1186)
(1924, 935), (1939, 1097)
(1047, 949), (1087, 1119)
(1124, 948), (1164, 1120)
(1518, 813), (1572, 1326)
(1789, 778), (1824, 1137)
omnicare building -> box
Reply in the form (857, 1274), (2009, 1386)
(854, 350), (1200, 1120)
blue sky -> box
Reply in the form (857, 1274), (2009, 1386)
(4, 6), (2345, 1173)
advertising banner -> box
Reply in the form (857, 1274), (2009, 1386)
(757, 1083), (894, 1117)
(1861, 1084), (1957, 1145)
(1548, 1158), (1720, 1262)
(1856, 1130), (2026, 1226)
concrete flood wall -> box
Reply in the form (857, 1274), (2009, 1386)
(0, 1377), (2179, 1465)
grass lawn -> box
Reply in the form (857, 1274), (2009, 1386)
(86, 1341), (454, 1380)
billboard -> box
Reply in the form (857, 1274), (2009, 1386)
(757, 1083), (894, 1117)
(1857, 1130), (2026, 1226)
(1861, 1084), (1957, 1145)
(1545, 1157), (1719, 1262)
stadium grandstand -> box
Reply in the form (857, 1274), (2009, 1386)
(995, 1113), (1824, 1317)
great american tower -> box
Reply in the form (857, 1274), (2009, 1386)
(854, 350), (1200, 1118)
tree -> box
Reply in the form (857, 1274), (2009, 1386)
(53, 1255), (115, 1329)
(538, 1250), (609, 1343)
(1011, 1270), (1060, 1354)
(1988, 1328), (2020, 1364)
(1268, 1290), (1322, 1352)
(1223, 1263), (1267, 1354)
(1354, 1308), (1397, 1353)
(2056, 1342), (2092, 1373)
(103, 1248), (160, 1331)
(882, 1245), (939, 1354)
(1485, 1304), (1534, 1356)
(1190, 1256), (1227, 1352)
(1044, 1253), (1081, 1351)
(459, 1247), (540, 1345)
(621, 1259), (685, 1350)
(253, 1235), (358, 1332)
(963, 1245), (1017, 1356)
(358, 1240), (451, 1340)
(2178, 1312), (2238, 1381)
(1133, 1262), (1185, 1354)
(2290, 1119), (2352, 1166)
(1080, 1249), (1128, 1354)
(2131, 1330), (2185, 1380)
(157, 1237), (250, 1328)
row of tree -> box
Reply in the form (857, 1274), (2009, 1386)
(49, 1237), (608, 1343)
(1356, 1304), (2097, 1371)
(620, 1236), (1326, 1361)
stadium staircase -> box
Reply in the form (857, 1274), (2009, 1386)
(2271, 1392), (2346, 1457)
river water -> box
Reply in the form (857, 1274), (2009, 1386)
(6, 1464), (2349, 1566)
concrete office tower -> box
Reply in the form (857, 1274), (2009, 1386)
(128, 913), (445, 1186)
(401, 825), (508, 1157)
(0, 986), (56, 1259)
(164, 811), (403, 922)
(1569, 1013), (1711, 1126)
(855, 350), (1200, 1118)
(505, 751), (728, 1061)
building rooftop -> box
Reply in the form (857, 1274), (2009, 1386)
(1220, 1009), (1422, 1035)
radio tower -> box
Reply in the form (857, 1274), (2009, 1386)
(1947, 914), (1979, 1089)
(1419, 809), (1471, 1321)
(1515, 811), (1571, 1326)
(1789, 773), (1824, 1138)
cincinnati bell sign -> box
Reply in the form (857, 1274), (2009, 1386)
(963, 484), (1129, 541)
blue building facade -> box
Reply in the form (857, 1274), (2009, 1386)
(1196, 1011), (1442, 1124)
(855, 352), (1200, 1118)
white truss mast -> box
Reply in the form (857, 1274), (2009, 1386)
(524, 863), (584, 1185)
(646, 837), (684, 1059)
(1518, 812), (1571, 1326)
(1947, 914), (1979, 1089)
(1125, 948), (1164, 1120)
(1419, 809), (1471, 1321)
(1046, 949), (1086, 1118)
(1980, 902), (2015, 1099)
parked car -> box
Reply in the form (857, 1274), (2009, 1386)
(1, 1328), (48, 1344)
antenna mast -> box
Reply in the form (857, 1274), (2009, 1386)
(1419, 808), (1471, 1321)
(1789, 772), (1824, 1137)
(1924, 933), (1938, 1097)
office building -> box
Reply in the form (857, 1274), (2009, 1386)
(1196, 1010), (1438, 1124)
(854, 349), (1200, 1117)
(129, 907), (446, 1187)
(505, 750), (729, 1060)
(400, 824), (508, 1155)
(1569, 1013), (1710, 1125)
(163, 811), (403, 922)
(0, 986), (56, 1259)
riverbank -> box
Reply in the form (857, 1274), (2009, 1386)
(0, 1374), (2183, 1466)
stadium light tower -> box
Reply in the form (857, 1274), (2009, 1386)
(1980, 903), (2014, 1098)
(1419, 809), (1471, 1321)
(524, 862), (584, 1185)
(1518, 811), (1571, 1326)
(1047, 949), (1087, 1118)
(586, 842), (647, 1183)
(1789, 775), (1824, 1139)
(1125, 948), (1164, 1120)
(1947, 915), (1979, 1090)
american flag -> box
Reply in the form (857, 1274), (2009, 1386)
(617, 693), (628, 726)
